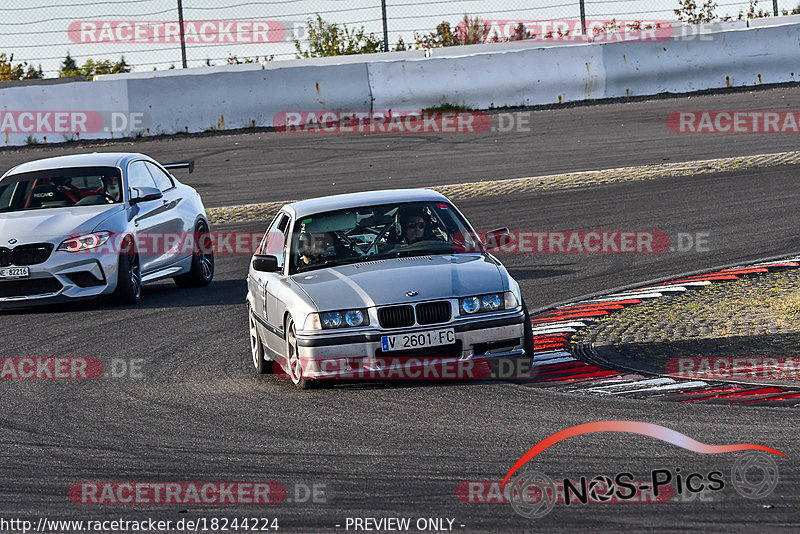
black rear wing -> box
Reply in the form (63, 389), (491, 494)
(163, 160), (195, 174)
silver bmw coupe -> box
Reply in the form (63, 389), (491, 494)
(0, 153), (213, 308)
(247, 189), (533, 388)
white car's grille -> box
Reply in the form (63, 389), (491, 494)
(0, 243), (53, 267)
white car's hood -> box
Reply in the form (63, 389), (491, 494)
(292, 254), (505, 311)
(0, 205), (124, 244)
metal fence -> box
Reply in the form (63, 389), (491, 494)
(1, 0), (798, 78)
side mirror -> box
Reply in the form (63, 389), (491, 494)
(484, 227), (510, 251)
(252, 254), (280, 273)
(130, 186), (163, 205)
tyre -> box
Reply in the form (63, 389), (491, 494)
(112, 236), (142, 305)
(249, 302), (272, 374)
(522, 299), (534, 358)
(174, 220), (214, 288)
(285, 316), (313, 389)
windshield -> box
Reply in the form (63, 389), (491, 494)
(289, 201), (482, 273)
(0, 166), (123, 213)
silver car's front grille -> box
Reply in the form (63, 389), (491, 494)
(378, 301), (451, 328)
(416, 301), (451, 325)
(378, 305), (415, 328)
(0, 243), (54, 267)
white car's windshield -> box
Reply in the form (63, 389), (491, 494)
(0, 167), (123, 213)
(290, 201), (482, 273)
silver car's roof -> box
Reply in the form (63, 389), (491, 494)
(4, 153), (149, 177)
(285, 189), (449, 219)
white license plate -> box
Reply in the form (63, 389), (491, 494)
(0, 267), (29, 279)
(381, 328), (456, 352)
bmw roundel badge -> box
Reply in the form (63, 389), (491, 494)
(406, 290), (418, 297)
(8, 239), (17, 245)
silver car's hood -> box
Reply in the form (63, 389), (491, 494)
(0, 205), (124, 244)
(292, 254), (505, 311)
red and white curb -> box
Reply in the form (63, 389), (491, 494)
(519, 259), (800, 407)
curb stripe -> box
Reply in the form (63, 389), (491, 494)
(521, 256), (800, 406)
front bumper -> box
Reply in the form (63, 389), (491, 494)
(0, 249), (118, 308)
(293, 309), (527, 380)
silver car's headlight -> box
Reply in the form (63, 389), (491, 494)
(504, 291), (519, 310)
(58, 231), (111, 252)
(460, 292), (517, 315)
(305, 309), (370, 330)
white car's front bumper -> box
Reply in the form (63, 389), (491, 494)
(0, 249), (119, 308)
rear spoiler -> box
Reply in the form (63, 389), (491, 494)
(163, 160), (195, 174)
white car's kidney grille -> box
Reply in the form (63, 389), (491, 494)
(0, 244), (53, 267)
(378, 305), (415, 328)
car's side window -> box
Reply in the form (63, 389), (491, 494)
(144, 161), (175, 192)
(127, 161), (158, 199)
(260, 213), (290, 270)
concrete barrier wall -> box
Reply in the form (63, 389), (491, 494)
(603, 24), (800, 97)
(2, 21), (800, 146)
(0, 80), (129, 146)
(126, 63), (373, 134)
(368, 45), (606, 110)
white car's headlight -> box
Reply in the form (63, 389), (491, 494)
(460, 292), (516, 315)
(304, 309), (370, 330)
(58, 232), (111, 252)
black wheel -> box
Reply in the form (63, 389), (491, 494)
(174, 220), (214, 288)
(522, 299), (534, 358)
(112, 237), (142, 305)
(249, 302), (272, 374)
(285, 317), (314, 389)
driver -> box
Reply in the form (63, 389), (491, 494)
(399, 207), (429, 245)
(104, 175), (121, 202)
(298, 232), (335, 266)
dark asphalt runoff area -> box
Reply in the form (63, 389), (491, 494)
(2, 87), (800, 532)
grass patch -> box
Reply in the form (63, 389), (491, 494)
(422, 102), (475, 112)
(771, 292), (800, 319)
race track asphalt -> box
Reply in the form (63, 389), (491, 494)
(2, 88), (800, 532)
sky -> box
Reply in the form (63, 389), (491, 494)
(1, 0), (795, 77)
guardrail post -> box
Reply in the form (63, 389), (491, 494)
(177, 0), (188, 68)
(381, 0), (389, 52)
(579, 0), (587, 39)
